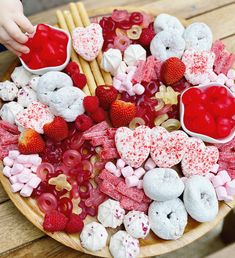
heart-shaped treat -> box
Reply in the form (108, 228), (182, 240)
(115, 126), (151, 168)
(72, 23), (104, 61)
(181, 137), (219, 177)
(151, 126), (189, 167)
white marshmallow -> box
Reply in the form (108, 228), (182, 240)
(11, 183), (24, 192)
(20, 184), (33, 197)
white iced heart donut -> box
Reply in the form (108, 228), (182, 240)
(48, 86), (85, 122)
(37, 71), (73, 105)
(143, 168), (185, 201)
(0, 81), (18, 101)
(11, 66), (33, 88)
(0, 102), (24, 124)
(184, 22), (213, 51)
(183, 175), (219, 222)
(150, 29), (185, 61)
(17, 87), (37, 108)
(154, 13), (185, 35)
(148, 198), (188, 240)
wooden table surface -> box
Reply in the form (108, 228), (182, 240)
(0, 0), (235, 257)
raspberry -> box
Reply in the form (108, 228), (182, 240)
(65, 213), (84, 234)
(139, 28), (155, 47)
(91, 107), (106, 123)
(43, 210), (68, 233)
(72, 73), (87, 89)
(65, 62), (80, 76)
(75, 114), (94, 131)
(83, 96), (100, 113)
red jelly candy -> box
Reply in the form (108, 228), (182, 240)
(57, 197), (73, 217)
(130, 12), (144, 25)
(78, 181), (93, 199)
(182, 88), (202, 105)
(37, 193), (58, 213)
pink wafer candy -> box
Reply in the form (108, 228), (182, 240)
(17, 155), (30, 164)
(20, 184), (33, 197)
(3, 157), (14, 167)
(137, 180), (143, 189)
(227, 69), (235, 79)
(133, 83), (145, 95)
(225, 179), (235, 196)
(134, 167), (146, 179)
(218, 170), (231, 185)
(205, 172), (215, 181)
(11, 164), (24, 175)
(17, 169), (33, 184)
(225, 78), (234, 88)
(105, 162), (117, 174)
(210, 164), (219, 174)
(116, 159), (125, 169)
(144, 158), (156, 171)
(11, 183), (24, 193)
(28, 155), (42, 166)
(3, 166), (11, 177)
(121, 166), (134, 178)
(8, 150), (20, 160)
(211, 175), (224, 187)
(216, 73), (227, 85)
(9, 175), (18, 184)
(27, 174), (41, 188)
(215, 186), (229, 201)
(125, 175), (139, 188)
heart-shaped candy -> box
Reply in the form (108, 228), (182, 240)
(115, 126), (151, 168)
(181, 137), (219, 177)
(151, 126), (189, 167)
(72, 23), (104, 61)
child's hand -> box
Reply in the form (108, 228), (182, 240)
(0, 0), (35, 56)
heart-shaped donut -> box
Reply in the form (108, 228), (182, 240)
(181, 137), (219, 177)
(115, 126), (151, 168)
(151, 126), (189, 167)
(72, 23), (104, 61)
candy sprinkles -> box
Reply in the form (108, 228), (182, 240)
(0, 6), (235, 258)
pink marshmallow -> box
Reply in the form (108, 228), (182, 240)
(211, 175), (224, 187)
(116, 72), (126, 81)
(113, 169), (121, 177)
(105, 162), (117, 174)
(225, 78), (234, 88)
(11, 164), (24, 175)
(209, 72), (218, 82)
(27, 174), (41, 189)
(133, 83), (145, 95)
(227, 69), (235, 79)
(28, 155), (42, 166)
(123, 81), (132, 90)
(10, 183), (24, 193)
(205, 172), (215, 181)
(134, 168), (146, 179)
(137, 180), (143, 189)
(144, 158), (156, 171)
(121, 166), (134, 178)
(8, 150), (20, 160)
(20, 185), (33, 197)
(24, 163), (32, 168)
(216, 73), (227, 85)
(215, 186), (228, 201)
(3, 157), (14, 167)
(126, 66), (137, 73)
(3, 166), (12, 177)
(9, 175), (19, 184)
(31, 165), (38, 173)
(230, 85), (235, 94)
(225, 179), (235, 196)
(116, 159), (125, 169)
(113, 78), (122, 90)
(210, 164), (219, 174)
(17, 155), (30, 164)
(126, 70), (135, 81)
(127, 88), (135, 96)
(218, 170), (231, 184)
(125, 175), (139, 188)
(17, 170), (33, 184)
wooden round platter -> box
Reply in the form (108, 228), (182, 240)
(0, 3), (234, 258)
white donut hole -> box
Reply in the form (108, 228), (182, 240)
(183, 175), (219, 222)
(0, 81), (18, 101)
(0, 102), (24, 124)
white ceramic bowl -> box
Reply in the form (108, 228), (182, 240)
(180, 83), (235, 144)
(19, 24), (71, 75)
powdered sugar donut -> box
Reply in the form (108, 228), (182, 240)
(143, 168), (184, 201)
(80, 222), (108, 252)
(29, 76), (40, 91)
(148, 198), (188, 240)
(17, 87), (37, 107)
(109, 230), (140, 258)
(11, 66), (33, 88)
(0, 102), (24, 124)
(150, 30), (185, 61)
(183, 175), (218, 222)
(48, 86), (85, 122)
(154, 13), (185, 35)
(123, 210), (150, 239)
(0, 81), (18, 101)
(184, 22), (213, 51)
(37, 71), (73, 105)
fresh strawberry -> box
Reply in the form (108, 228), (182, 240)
(43, 116), (69, 142)
(75, 114), (94, 131)
(65, 213), (84, 234)
(110, 100), (136, 127)
(83, 96), (100, 113)
(18, 129), (45, 154)
(160, 57), (186, 85)
(95, 85), (118, 110)
(139, 28), (155, 47)
(65, 62), (80, 76)
(91, 107), (106, 123)
(72, 73), (87, 89)
(43, 210), (68, 233)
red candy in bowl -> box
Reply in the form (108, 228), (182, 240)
(20, 24), (71, 75)
(180, 83), (235, 143)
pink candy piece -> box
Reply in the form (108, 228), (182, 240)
(134, 167), (146, 179)
(3, 166), (11, 177)
(17, 155), (30, 164)
(215, 186), (228, 201)
(3, 157), (14, 167)
(20, 184), (33, 197)
(216, 73), (227, 85)
(17, 170), (32, 184)
(137, 180), (143, 189)
(205, 172), (215, 181)
(31, 165), (38, 173)
(114, 169), (122, 177)
(144, 157), (156, 171)
(11, 164), (24, 175)
(133, 83), (145, 95)
(116, 73), (126, 81)
(126, 66), (137, 73)
(9, 175), (18, 184)
(27, 174), (41, 189)
(11, 183), (24, 193)
(210, 164), (219, 174)
(211, 175), (224, 187)
(123, 81), (132, 90)
(8, 150), (20, 160)
(225, 78), (234, 88)
(125, 175), (139, 188)
(105, 162), (117, 174)
(113, 78), (122, 90)
(227, 69), (235, 79)
(28, 155), (42, 166)
(218, 170), (231, 184)
(126, 71), (135, 82)
(116, 159), (125, 169)
(121, 166), (134, 178)
(209, 72), (218, 82)
(225, 179), (235, 196)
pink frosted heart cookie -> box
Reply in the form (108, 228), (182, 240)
(115, 126), (151, 168)
(151, 126), (189, 168)
(72, 23), (104, 61)
(15, 102), (54, 134)
(182, 137), (219, 177)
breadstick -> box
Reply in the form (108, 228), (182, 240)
(76, 2), (113, 85)
(63, 10), (97, 96)
(56, 10), (91, 96)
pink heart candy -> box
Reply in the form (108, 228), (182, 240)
(151, 126), (189, 167)
(115, 126), (151, 168)
(181, 137), (219, 177)
(72, 23), (104, 61)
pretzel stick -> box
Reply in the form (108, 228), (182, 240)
(56, 10), (91, 96)
(76, 2), (113, 85)
(69, 3), (105, 87)
(63, 10), (97, 96)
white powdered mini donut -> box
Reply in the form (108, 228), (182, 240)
(154, 13), (185, 35)
(143, 168), (184, 201)
(17, 87), (37, 107)
(29, 76), (40, 91)
(11, 66), (33, 88)
(184, 22), (213, 51)
(0, 102), (24, 124)
(109, 230), (140, 258)
(183, 175), (218, 222)
(148, 198), (188, 240)
(0, 81), (18, 101)
(80, 222), (108, 252)
(49, 86), (85, 122)
(37, 71), (73, 105)
(124, 210), (150, 239)
(150, 30), (185, 61)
